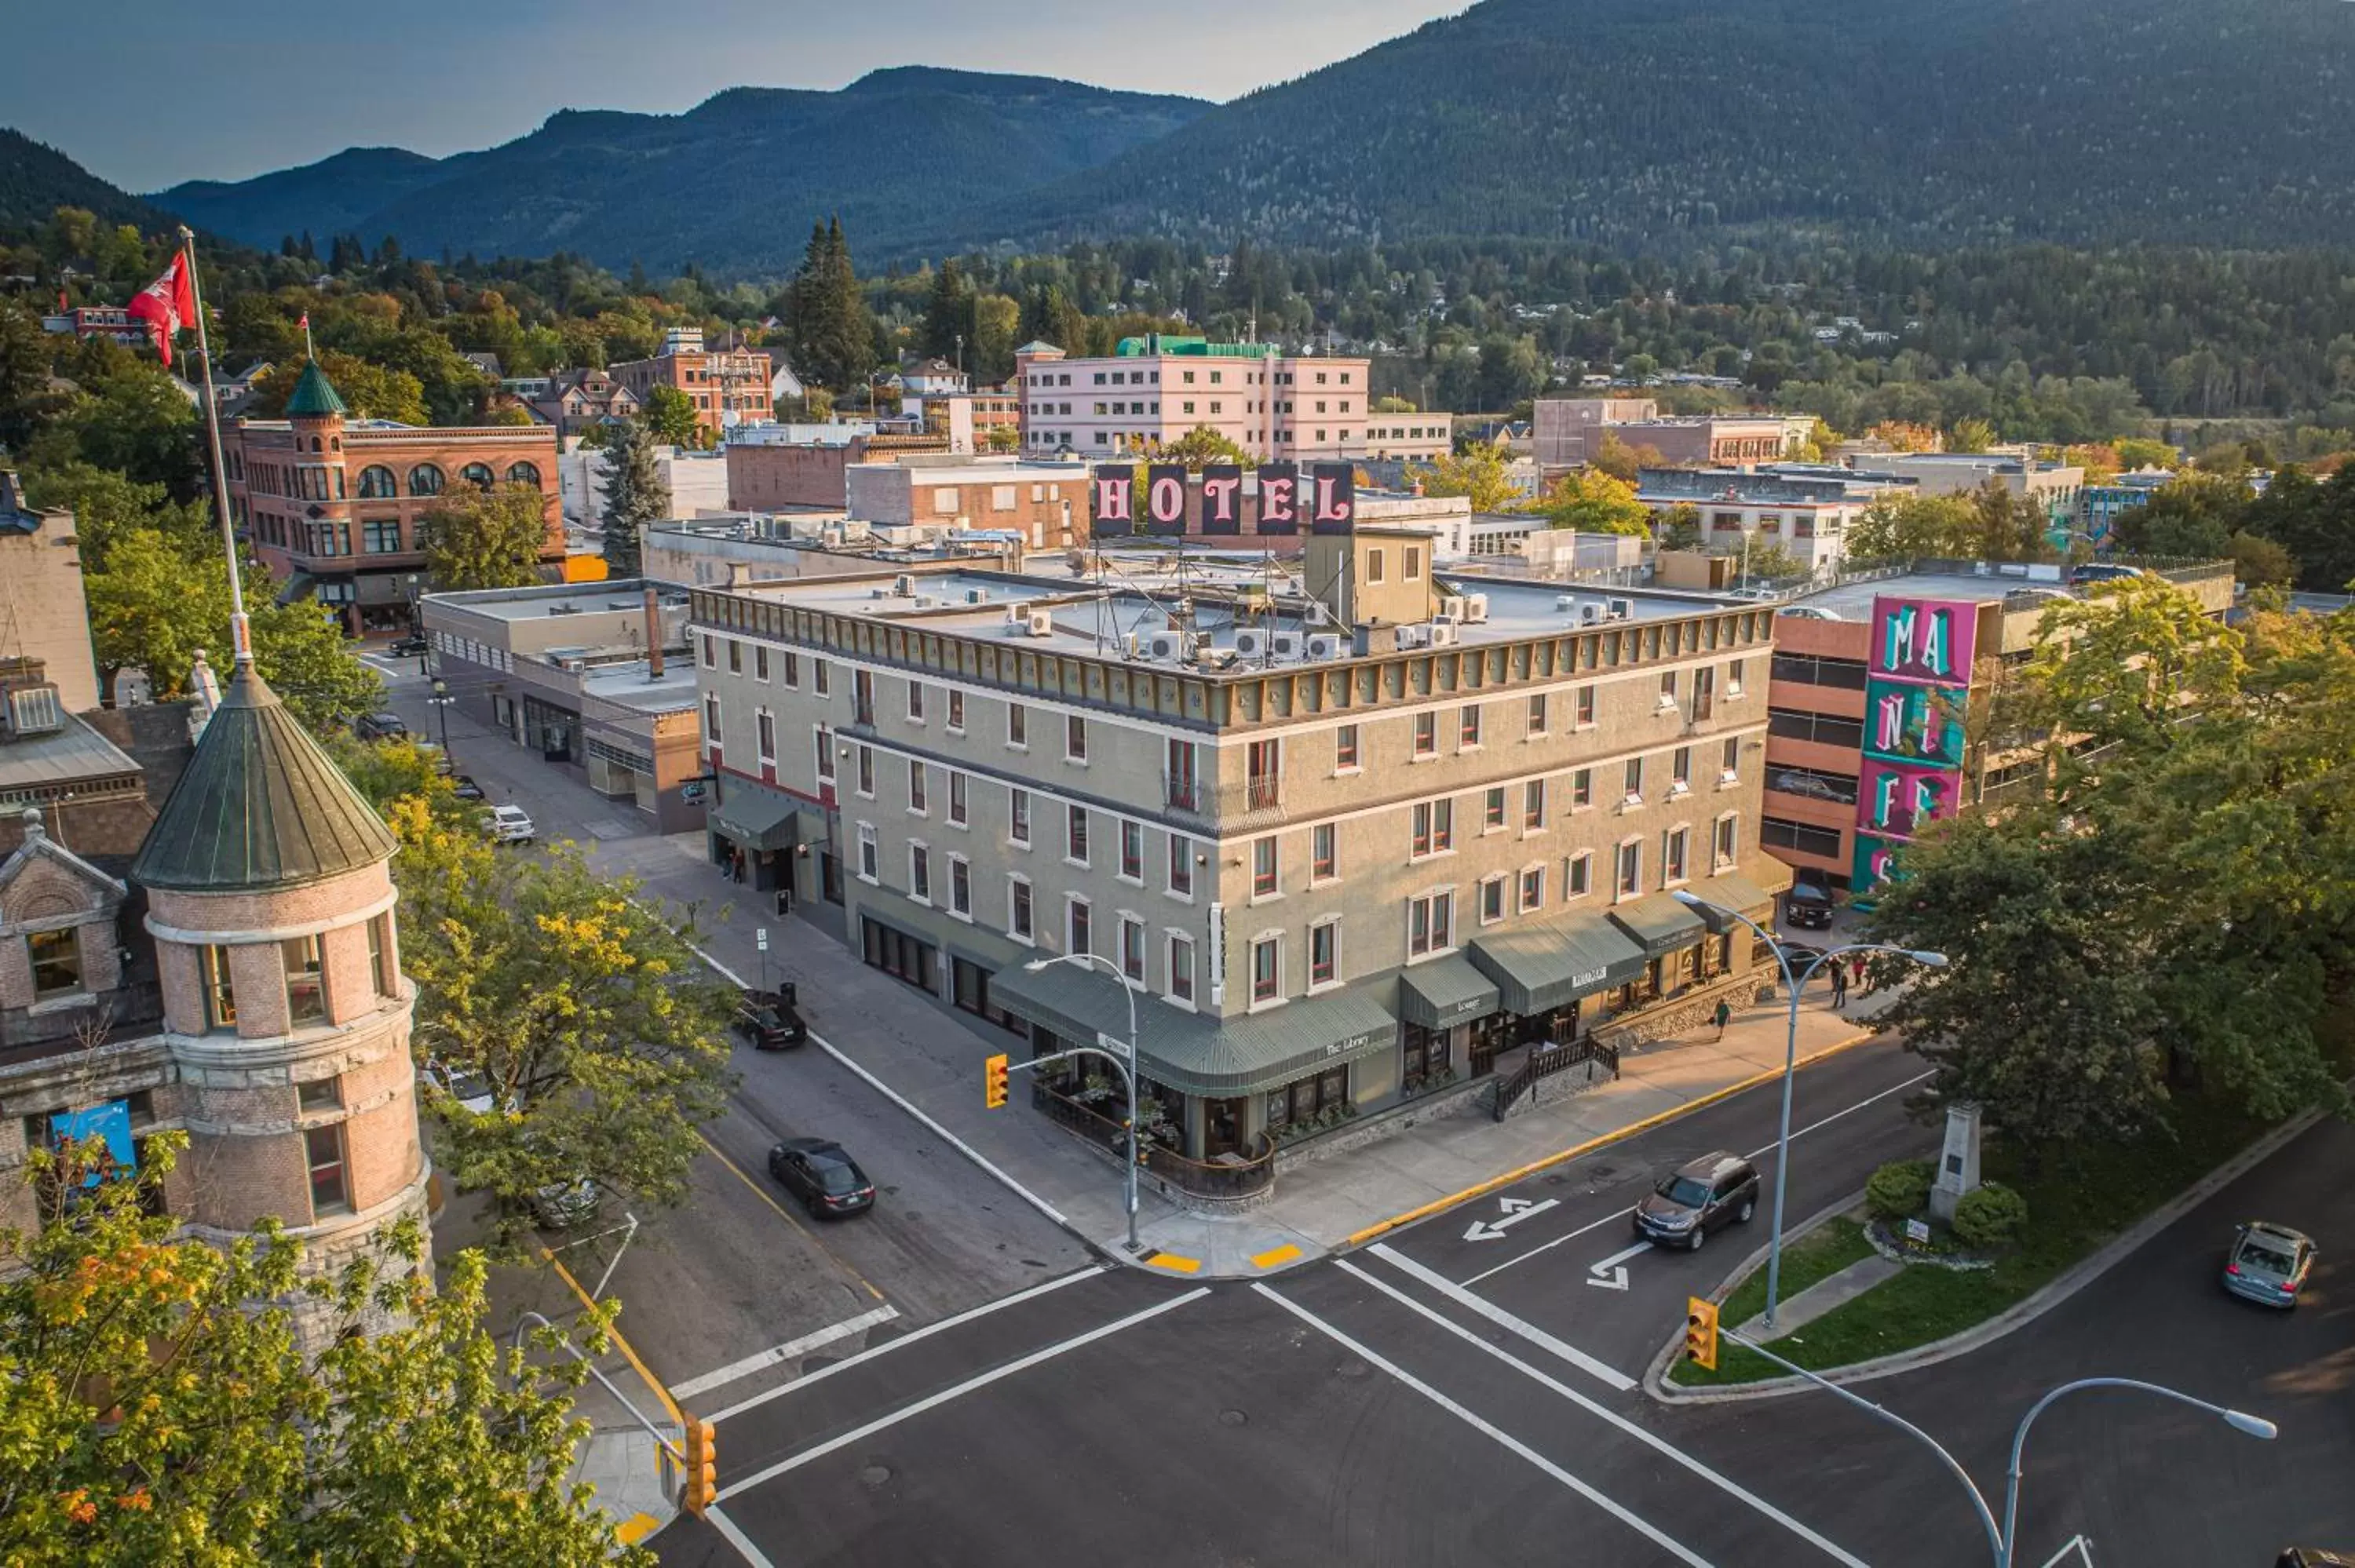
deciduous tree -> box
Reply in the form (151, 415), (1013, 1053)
(1523, 469), (1650, 534)
(639, 384), (698, 449)
(1411, 443), (1519, 512)
(418, 482), (552, 592)
(250, 351), (427, 427)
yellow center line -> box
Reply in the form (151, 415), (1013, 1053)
(696, 1129), (888, 1304)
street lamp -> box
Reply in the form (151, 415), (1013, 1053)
(1671, 888), (1945, 1328)
(428, 677), (455, 764)
(1022, 950), (1142, 1250)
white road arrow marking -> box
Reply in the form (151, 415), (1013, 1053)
(1583, 1239), (1652, 1290)
(1462, 1195), (1561, 1242)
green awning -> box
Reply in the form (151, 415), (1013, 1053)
(707, 786), (800, 851)
(1469, 911), (1649, 1015)
(1685, 873), (1776, 934)
(1608, 892), (1708, 957)
(1397, 953), (1502, 1029)
(985, 961), (1398, 1097)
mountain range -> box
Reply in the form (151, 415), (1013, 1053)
(13, 0), (2355, 275)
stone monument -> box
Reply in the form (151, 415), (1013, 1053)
(1927, 1100), (1982, 1223)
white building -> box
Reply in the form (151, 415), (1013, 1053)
(559, 439), (734, 533)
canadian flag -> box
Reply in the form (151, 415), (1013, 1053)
(126, 252), (196, 366)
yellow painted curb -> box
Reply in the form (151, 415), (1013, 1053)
(1145, 1252), (1203, 1274)
(546, 1250), (684, 1428)
(1342, 1028), (1880, 1247)
(615, 1512), (664, 1547)
(1250, 1243), (1303, 1270)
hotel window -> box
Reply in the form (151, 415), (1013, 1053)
(1066, 804), (1090, 865)
(728, 640), (742, 675)
(1479, 875), (1507, 924)
(1010, 877), (1034, 940)
(1121, 917), (1147, 983)
(1577, 685), (1596, 727)
(1572, 768), (1593, 808)
(362, 520), (403, 554)
(368, 916), (392, 997)
(1008, 702), (1028, 747)
(853, 669), (874, 724)
(1460, 704), (1482, 749)
(1411, 799), (1453, 857)
(1566, 851), (1593, 897)
(1659, 669), (1678, 706)
(856, 745), (874, 797)
(857, 823), (879, 882)
(1722, 737), (1740, 781)
(1309, 919), (1340, 987)
(1519, 866), (1545, 913)
(1693, 666), (1717, 720)
(1336, 724), (1360, 771)
(907, 759), (928, 814)
(1251, 935), (1282, 1004)
(1404, 545), (1422, 580)
(910, 844), (932, 903)
(27, 928), (81, 997)
(947, 689), (965, 731)
(756, 712), (776, 768)
(1413, 712), (1437, 758)
(907, 681), (926, 722)
(1169, 935), (1196, 1004)
(816, 726), (836, 783)
(1253, 836), (1279, 897)
(950, 855), (972, 917)
(1714, 815), (1739, 869)
(1527, 693), (1548, 735)
(1065, 713), (1087, 762)
(1408, 892), (1454, 957)
(1484, 786), (1507, 831)
(1067, 897), (1092, 956)
(202, 943), (238, 1030)
(1168, 833), (1194, 895)
(783, 651), (801, 687)
(1524, 779), (1546, 831)
(1624, 757), (1644, 801)
(754, 646), (770, 682)
(1616, 841), (1643, 897)
(1664, 827), (1690, 884)
(1312, 823), (1337, 881)
(282, 935), (327, 1026)
(948, 771), (968, 826)
(1727, 659), (1746, 696)
(305, 1124), (350, 1218)
(1010, 789), (1031, 846)
(1671, 746), (1691, 791)
(1121, 820), (1144, 881)
(297, 1076), (342, 1114)
(812, 660), (830, 697)
(1366, 549), (1386, 584)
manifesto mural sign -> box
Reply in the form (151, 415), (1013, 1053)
(1090, 462), (1355, 542)
(1861, 678), (1968, 768)
(1851, 596), (1979, 892)
(1858, 758), (1959, 837)
(1870, 598), (1977, 684)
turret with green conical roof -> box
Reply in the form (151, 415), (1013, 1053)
(285, 359), (347, 418)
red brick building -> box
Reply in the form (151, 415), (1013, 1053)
(610, 327), (772, 438)
(225, 363), (562, 636)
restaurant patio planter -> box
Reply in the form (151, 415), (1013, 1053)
(1035, 1085), (1278, 1214)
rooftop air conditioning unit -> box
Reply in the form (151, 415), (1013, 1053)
(1556, 595), (1579, 611)
(1305, 633), (1346, 661)
(1004, 602), (1032, 624)
(1461, 593), (1490, 624)
(1145, 631), (1185, 661)
(1233, 629), (1270, 659)
(1394, 625), (1429, 651)
(1123, 632), (1143, 657)
(893, 574), (916, 596)
(1579, 603), (1602, 625)
(1433, 613), (1460, 633)
(910, 594), (937, 609)
(1025, 610), (1054, 637)
(1429, 622), (1461, 647)
(869, 586), (892, 599)
(965, 588), (990, 604)
(1607, 596), (1634, 620)
(1269, 631), (1305, 658)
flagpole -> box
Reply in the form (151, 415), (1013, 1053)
(177, 225), (251, 669)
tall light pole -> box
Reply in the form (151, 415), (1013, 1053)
(1022, 950), (1141, 1250)
(428, 676), (455, 764)
(1671, 889), (1945, 1327)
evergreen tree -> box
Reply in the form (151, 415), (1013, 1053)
(921, 260), (974, 364)
(788, 217), (875, 392)
(597, 418), (667, 578)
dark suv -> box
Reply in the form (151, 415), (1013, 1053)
(1634, 1151), (1761, 1251)
(354, 712), (408, 742)
(733, 984), (807, 1050)
(1784, 878), (1835, 931)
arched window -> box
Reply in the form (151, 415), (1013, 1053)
(309, 436), (323, 454)
(357, 465), (397, 498)
(409, 464), (444, 497)
(505, 461), (542, 489)
(459, 463), (496, 489)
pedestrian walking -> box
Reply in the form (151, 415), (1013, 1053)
(1713, 999), (1732, 1041)
(1849, 954), (1867, 990)
(1829, 963), (1849, 1008)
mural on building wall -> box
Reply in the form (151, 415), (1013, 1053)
(1870, 596), (1979, 684)
(1852, 831), (1905, 895)
(1858, 759), (1960, 837)
(1861, 678), (1968, 768)
(1853, 595), (1979, 894)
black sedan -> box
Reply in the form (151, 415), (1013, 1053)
(389, 635), (430, 658)
(733, 985), (807, 1049)
(450, 775), (487, 802)
(767, 1138), (874, 1218)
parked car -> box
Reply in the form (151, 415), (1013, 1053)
(2068, 563), (2148, 587)
(1633, 1151), (1760, 1251)
(486, 804), (535, 844)
(528, 1177), (601, 1230)
(354, 712), (408, 742)
(450, 774), (487, 802)
(733, 984), (807, 1049)
(1780, 606), (1846, 622)
(1784, 878), (1836, 930)
(767, 1137), (875, 1218)
(2223, 1220), (2317, 1309)
(418, 1058), (496, 1117)
(388, 635), (429, 657)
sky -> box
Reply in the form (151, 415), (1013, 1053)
(4, 0), (1456, 193)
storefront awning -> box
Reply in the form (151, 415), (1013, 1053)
(1469, 911), (1649, 1016)
(274, 570), (318, 606)
(1607, 893), (1709, 957)
(986, 961), (1399, 1099)
(707, 787), (800, 852)
(1684, 873), (1778, 935)
(1397, 952), (1502, 1030)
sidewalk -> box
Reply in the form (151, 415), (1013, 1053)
(600, 828), (1900, 1279)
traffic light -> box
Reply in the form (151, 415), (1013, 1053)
(984, 1053), (1010, 1110)
(1685, 1296), (1720, 1372)
(681, 1417), (717, 1516)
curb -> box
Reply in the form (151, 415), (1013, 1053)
(1342, 1026), (1884, 1248)
(1645, 1107), (2328, 1405)
(1641, 1188), (1866, 1401)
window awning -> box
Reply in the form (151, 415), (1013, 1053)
(1469, 911), (1649, 1015)
(986, 961), (1399, 1098)
(1397, 952), (1502, 1030)
(707, 787), (801, 851)
(1607, 893), (1708, 957)
(1684, 872), (1778, 935)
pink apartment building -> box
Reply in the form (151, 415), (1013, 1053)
(1016, 336), (1395, 463)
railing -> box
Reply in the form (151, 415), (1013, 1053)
(1034, 1084), (1276, 1201)
(1161, 771), (1202, 813)
(1490, 1036), (1619, 1122)
(1158, 774), (1287, 826)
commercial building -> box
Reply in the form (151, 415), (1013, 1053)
(557, 439), (730, 532)
(2079, 469), (2172, 546)
(0, 471), (101, 713)
(0, 647), (431, 1351)
(1760, 559), (2236, 892)
(225, 363), (562, 636)
(842, 455), (1093, 549)
(1015, 337), (1377, 462)
(1534, 398), (1798, 470)
(689, 542), (1783, 1191)
(1856, 453), (2085, 530)
(610, 327), (773, 437)
(723, 425), (947, 512)
(642, 516), (1025, 590)
(1634, 468), (1875, 578)
(39, 304), (151, 349)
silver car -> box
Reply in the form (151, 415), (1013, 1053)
(2223, 1221), (2316, 1309)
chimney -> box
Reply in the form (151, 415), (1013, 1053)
(644, 585), (665, 680)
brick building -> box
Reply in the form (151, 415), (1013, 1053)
(225, 363), (562, 636)
(844, 456), (1093, 549)
(1534, 397), (1797, 470)
(724, 429), (949, 512)
(610, 327), (772, 438)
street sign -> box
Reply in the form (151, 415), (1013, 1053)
(1095, 1030), (1134, 1062)
(1462, 1194), (1560, 1242)
(756, 928), (769, 952)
